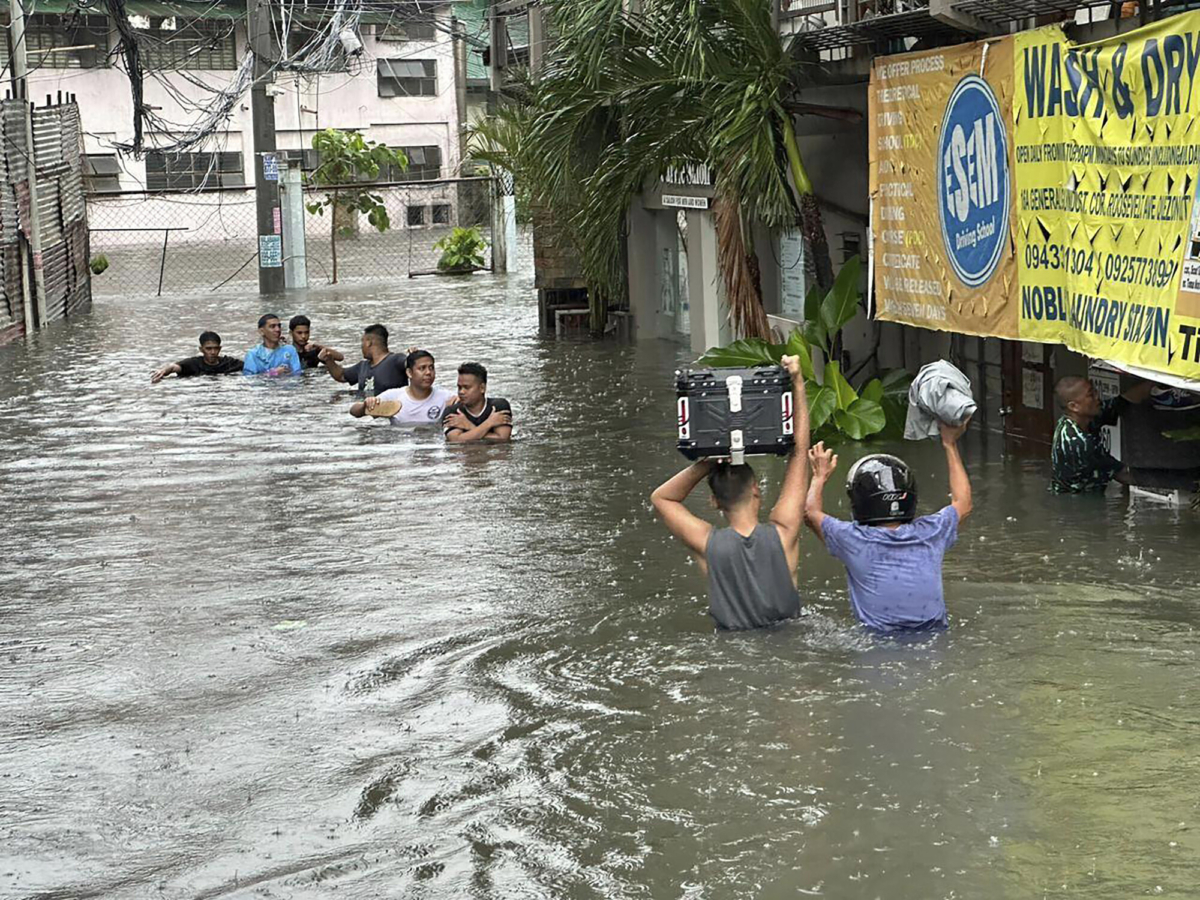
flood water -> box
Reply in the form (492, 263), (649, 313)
(2, 261), (1200, 899)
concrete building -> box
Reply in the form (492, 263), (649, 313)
(12, 1), (472, 254)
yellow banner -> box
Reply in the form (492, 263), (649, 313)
(869, 38), (1019, 340)
(870, 13), (1200, 381)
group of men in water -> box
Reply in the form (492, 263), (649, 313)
(654, 357), (1160, 634)
(150, 313), (513, 442)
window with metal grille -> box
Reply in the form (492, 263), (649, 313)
(376, 14), (436, 42)
(139, 18), (237, 70)
(382, 145), (441, 181)
(84, 154), (122, 192)
(431, 204), (451, 225)
(145, 151), (244, 191)
(285, 23), (347, 69)
(0, 14), (111, 68)
(280, 148), (321, 171)
(406, 205), (426, 227)
(377, 59), (437, 97)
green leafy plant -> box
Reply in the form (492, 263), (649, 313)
(695, 256), (911, 442)
(1164, 425), (1200, 442)
(89, 254), (109, 275)
(304, 128), (408, 283)
(434, 226), (487, 272)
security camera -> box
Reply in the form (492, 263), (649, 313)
(339, 28), (363, 56)
(265, 83), (286, 97)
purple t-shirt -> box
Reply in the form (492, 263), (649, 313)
(821, 506), (959, 632)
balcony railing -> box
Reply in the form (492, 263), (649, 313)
(780, 0), (930, 26)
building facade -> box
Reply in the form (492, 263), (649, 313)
(626, 0), (1200, 489)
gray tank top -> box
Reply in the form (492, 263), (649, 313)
(706, 524), (800, 630)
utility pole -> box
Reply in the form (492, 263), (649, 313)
(248, 0), (284, 294)
(9, 0), (46, 329)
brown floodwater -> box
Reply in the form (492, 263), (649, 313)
(2, 261), (1199, 899)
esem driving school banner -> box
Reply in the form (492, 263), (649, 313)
(869, 13), (1200, 381)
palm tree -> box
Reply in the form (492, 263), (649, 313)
(470, 0), (842, 337)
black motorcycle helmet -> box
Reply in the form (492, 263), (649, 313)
(845, 453), (918, 525)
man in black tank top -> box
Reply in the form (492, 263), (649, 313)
(651, 356), (810, 630)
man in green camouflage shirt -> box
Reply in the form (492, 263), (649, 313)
(1051, 376), (1150, 493)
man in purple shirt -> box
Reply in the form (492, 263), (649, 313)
(804, 419), (972, 632)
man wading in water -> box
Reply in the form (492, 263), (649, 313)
(651, 356), (810, 630)
(320, 324), (409, 409)
(1050, 376), (1150, 493)
(804, 420), (971, 632)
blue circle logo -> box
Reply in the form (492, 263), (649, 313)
(937, 75), (1009, 288)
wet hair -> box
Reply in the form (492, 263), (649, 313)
(198, 330), (220, 346)
(707, 462), (757, 512)
(458, 361), (488, 384)
(406, 349), (434, 370)
(289, 314), (310, 331)
(1054, 376), (1090, 409)
(258, 313), (280, 328)
(363, 323), (388, 347)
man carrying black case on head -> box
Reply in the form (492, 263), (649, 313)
(651, 356), (810, 630)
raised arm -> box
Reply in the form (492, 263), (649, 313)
(804, 442), (838, 542)
(151, 361), (182, 383)
(651, 460), (716, 562)
(1121, 380), (1152, 404)
(769, 355), (810, 547)
(320, 348), (349, 383)
(312, 344), (344, 362)
(939, 419), (972, 522)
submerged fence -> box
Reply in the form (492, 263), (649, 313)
(86, 177), (496, 298)
(0, 99), (91, 344)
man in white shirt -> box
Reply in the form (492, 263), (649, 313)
(358, 350), (456, 426)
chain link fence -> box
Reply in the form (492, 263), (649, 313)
(87, 177), (496, 298)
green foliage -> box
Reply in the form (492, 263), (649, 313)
(1164, 425), (1200, 442)
(695, 256), (909, 443)
(89, 254), (109, 275)
(307, 127), (406, 186)
(303, 128), (407, 283)
(818, 255), (862, 342)
(434, 227), (487, 272)
(466, 0), (826, 330)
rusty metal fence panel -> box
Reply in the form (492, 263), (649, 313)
(0, 98), (89, 342)
(87, 177), (497, 298)
(30, 102), (91, 324)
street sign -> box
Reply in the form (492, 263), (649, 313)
(259, 234), (283, 267)
(262, 153), (279, 181)
(661, 194), (710, 210)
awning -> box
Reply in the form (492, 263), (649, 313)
(1094, 360), (1200, 394)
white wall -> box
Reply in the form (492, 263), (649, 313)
(29, 14), (463, 193)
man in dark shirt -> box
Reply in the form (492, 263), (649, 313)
(289, 315), (342, 370)
(443, 361), (513, 442)
(151, 331), (243, 382)
(1051, 376), (1151, 493)
(320, 324), (409, 415)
